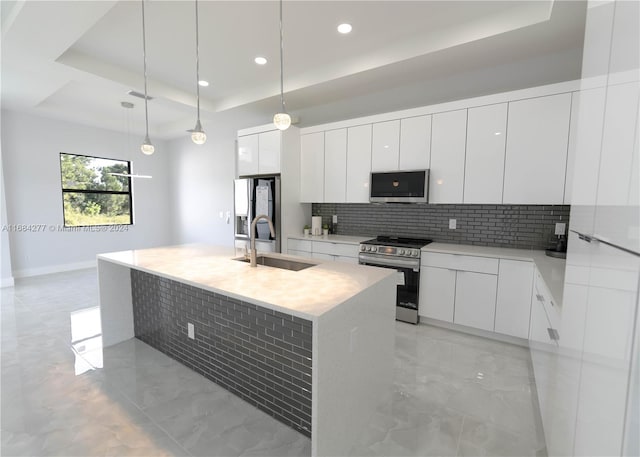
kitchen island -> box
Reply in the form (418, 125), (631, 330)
(97, 244), (397, 457)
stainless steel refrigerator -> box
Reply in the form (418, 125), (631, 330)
(234, 176), (281, 253)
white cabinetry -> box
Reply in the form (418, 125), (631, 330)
(464, 103), (507, 204)
(420, 252), (499, 332)
(237, 130), (282, 176)
(287, 237), (360, 264)
(346, 125), (372, 203)
(237, 134), (259, 176)
(419, 266), (456, 322)
(371, 121), (400, 172)
(503, 93), (572, 204)
(300, 132), (325, 203)
(495, 259), (534, 338)
(454, 271), (498, 332)
(324, 129), (347, 203)
(399, 116), (431, 170)
(430, 109), (467, 203)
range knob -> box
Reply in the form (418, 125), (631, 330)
(360, 245), (367, 251)
(398, 249), (405, 255)
(412, 250), (419, 257)
(367, 246), (373, 251)
(371, 246), (377, 252)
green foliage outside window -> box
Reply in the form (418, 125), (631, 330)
(60, 153), (133, 226)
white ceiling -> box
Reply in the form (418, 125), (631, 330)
(1, 0), (586, 139)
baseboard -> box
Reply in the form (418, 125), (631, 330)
(419, 317), (529, 348)
(1, 276), (14, 288)
(13, 260), (96, 279)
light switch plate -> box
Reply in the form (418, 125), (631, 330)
(449, 219), (457, 230)
(187, 323), (195, 339)
(555, 222), (566, 235)
(332, 214), (338, 223)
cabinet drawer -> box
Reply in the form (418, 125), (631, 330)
(288, 249), (312, 259)
(311, 252), (334, 261)
(288, 239), (312, 252)
(422, 252), (498, 274)
(312, 241), (358, 257)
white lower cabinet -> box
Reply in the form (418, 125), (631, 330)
(495, 259), (534, 338)
(420, 251), (536, 338)
(454, 271), (497, 332)
(419, 266), (456, 322)
(287, 238), (359, 264)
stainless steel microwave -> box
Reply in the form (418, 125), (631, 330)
(369, 170), (429, 203)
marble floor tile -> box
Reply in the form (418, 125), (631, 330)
(1, 268), (545, 456)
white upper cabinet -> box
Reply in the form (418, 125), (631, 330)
(464, 103), (507, 204)
(430, 109), (467, 203)
(399, 115), (431, 170)
(371, 120), (400, 172)
(237, 134), (259, 176)
(258, 130), (281, 174)
(237, 131), (281, 176)
(346, 125), (372, 203)
(300, 132), (325, 203)
(503, 93), (572, 204)
(324, 129), (347, 203)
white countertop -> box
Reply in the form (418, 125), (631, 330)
(423, 242), (566, 307)
(98, 244), (394, 321)
(288, 234), (371, 244)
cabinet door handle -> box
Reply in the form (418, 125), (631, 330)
(550, 300), (555, 307)
(536, 294), (544, 302)
(547, 328), (559, 341)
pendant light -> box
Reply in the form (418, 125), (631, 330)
(188, 0), (207, 145)
(273, 0), (291, 130)
(140, 0), (154, 155)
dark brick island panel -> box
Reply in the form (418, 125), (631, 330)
(130, 269), (313, 436)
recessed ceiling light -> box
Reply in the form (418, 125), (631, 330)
(198, 80), (209, 87)
(337, 23), (352, 34)
(255, 57), (267, 65)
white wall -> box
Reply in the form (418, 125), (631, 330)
(167, 123), (236, 246)
(1, 110), (174, 277)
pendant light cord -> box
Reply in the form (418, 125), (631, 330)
(195, 0), (201, 123)
(279, 0), (285, 113)
(141, 0), (150, 138)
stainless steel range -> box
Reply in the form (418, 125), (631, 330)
(358, 236), (432, 324)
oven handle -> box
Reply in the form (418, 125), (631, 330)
(358, 254), (420, 272)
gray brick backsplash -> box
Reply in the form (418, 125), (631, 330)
(131, 270), (313, 436)
(314, 203), (570, 250)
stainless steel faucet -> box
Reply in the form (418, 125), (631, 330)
(249, 214), (275, 267)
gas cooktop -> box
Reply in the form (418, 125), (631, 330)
(361, 236), (433, 249)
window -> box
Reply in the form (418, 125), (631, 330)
(60, 153), (133, 227)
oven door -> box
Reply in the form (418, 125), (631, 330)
(358, 254), (420, 324)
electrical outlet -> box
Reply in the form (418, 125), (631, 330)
(449, 219), (457, 230)
(187, 323), (195, 339)
(555, 222), (566, 235)
(332, 214), (338, 224)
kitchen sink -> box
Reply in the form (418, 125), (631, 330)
(233, 255), (316, 271)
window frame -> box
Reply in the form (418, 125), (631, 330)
(59, 152), (134, 228)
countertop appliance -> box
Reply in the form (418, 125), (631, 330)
(358, 236), (433, 324)
(234, 176), (281, 253)
(370, 170), (429, 203)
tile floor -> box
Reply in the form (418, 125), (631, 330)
(1, 268), (546, 456)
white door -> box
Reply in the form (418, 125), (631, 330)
(237, 134), (259, 176)
(324, 129), (347, 203)
(258, 130), (281, 174)
(464, 103), (507, 204)
(495, 259), (534, 338)
(300, 132), (325, 203)
(503, 93), (572, 204)
(399, 115), (431, 170)
(418, 266), (456, 322)
(346, 125), (372, 203)
(371, 120), (400, 171)
(454, 271), (497, 332)
(430, 109), (467, 203)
